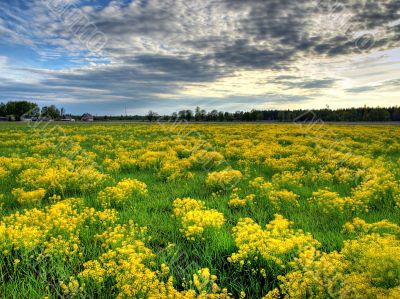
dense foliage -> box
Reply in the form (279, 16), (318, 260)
(108, 106), (400, 122)
(0, 101), (62, 120)
(0, 101), (39, 120)
(1, 101), (399, 122)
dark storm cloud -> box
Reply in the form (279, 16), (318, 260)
(91, 6), (176, 36)
(4, 53), (225, 102)
(132, 54), (224, 82)
(40, 54), (225, 100)
(209, 0), (311, 68)
(349, 1), (400, 29)
(225, 0), (310, 40)
(45, 66), (183, 97)
(221, 0), (400, 63)
(213, 39), (296, 69)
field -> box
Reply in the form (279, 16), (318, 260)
(0, 122), (399, 298)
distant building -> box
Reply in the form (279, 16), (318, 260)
(0, 117), (8, 122)
(39, 117), (52, 122)
(81, 113), (94, 122)
(20, 114), (33, 122)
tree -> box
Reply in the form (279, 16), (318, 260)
(31, 106), (40, 117)
(4, 101), (38, 120)
(391, 107), (400, 121)
(146, 110), (158, 122)
(0, 103), (5, 116)
(218, 111), (224, 121)
(41, 105), (61, 119)
(178, 110), (193, 121)
(178, 110), (186, 120)
(195, 106), (201, 121)
(185, 110), (193, 121)
(233, 111), (243, 121)
(208, 110), (218, 121)
(369, 108), (390, 121)
(195, 106), (206, 121)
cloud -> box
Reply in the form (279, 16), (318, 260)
(0, 55), (7, 67)
(345, 86), (377, 93)
(222, 0), (400, 59)
(345, 78), (400, 93)
(273, 77), (337, 90)
(213, 39), (295, 69)
(0, 0), (399, 113)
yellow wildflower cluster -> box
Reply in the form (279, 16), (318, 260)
(158, 157), (193, 181)
(18, 163), (108, 194)
(173, 197), (206, 218)
(189, 268), (231, 298)
(173, 198), (225, 241)
(134, 150), (167, 170)
(136, 146), (221, 181)
(267, 233), (400, 298)
(1, 123), (399, 296)
(98, 178), (147, 206)
(249, 177), (273, 192)
(206, 169), (243, 191)
(250, 177), (299, 210)
(0, 156), (23, 172)
(228, 192), (255, 208)
(78, 260), (106, 284)
(189, 150), (224, 170)
(268, 189), (299, 209)
(351, 165), (400, 209)
(343, 217), (400, 236)
(228, 215), (318, 270)
(11, 187), (46, 205)
(79, 220), (231, 298)
(0, 166), (8, 179)
(103, 157), (121, 172)
(309, 189), (368, 214)
(0, 198), (117, 257)
(60, 276), (83, 297)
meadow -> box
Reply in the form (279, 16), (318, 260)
(0, 122), (399, 298)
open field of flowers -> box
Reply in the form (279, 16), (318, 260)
(0, 122), (399, 298)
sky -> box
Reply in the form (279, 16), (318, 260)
(0, 0), (399, 115)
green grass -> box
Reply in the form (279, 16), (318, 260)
(0, 122), (399, 298)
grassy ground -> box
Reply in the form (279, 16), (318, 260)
(0, 122), (399, 298)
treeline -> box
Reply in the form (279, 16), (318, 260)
(97, 106), (400, 122)
(1, 101), (399, 122)
(0, 101), (66, 120)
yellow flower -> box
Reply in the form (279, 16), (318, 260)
(98, 178), (147, 207)
(78, 260), (106, 284)
(206, 169), (243, 190)
(11, 188), (46, 205)
(228, 193), (255, 208)
(228, 215), (318, 270)
(309, 189), (368, 214)
(173, 198), (225, 241)
(0, 166), (9, 179)
(270, 233), (400, 298)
